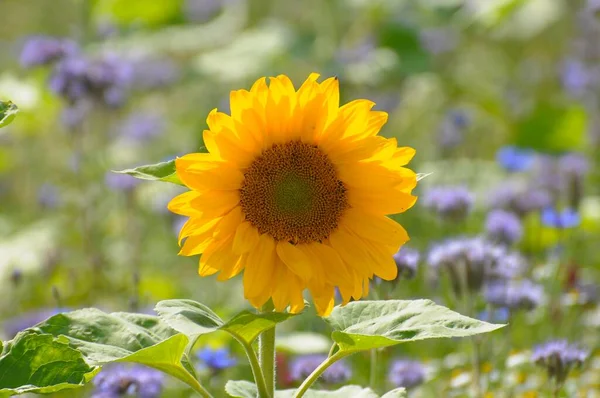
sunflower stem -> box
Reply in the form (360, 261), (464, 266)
(236, 337), (270, 398)
(259, 301), (276, 398)
(294, 351), (350, 398)
(369, 348), (379, 392)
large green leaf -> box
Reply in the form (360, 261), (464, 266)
(0, 332), (99, 397)
(0, 101), (18, 128)
(325, 300), (504, 352)
(114, 160), (183, 185)
(381, 388), (407, 398)
(225, 381), (386, 398)
(29, 308), (206, 394)
(155, 299), (297, 345)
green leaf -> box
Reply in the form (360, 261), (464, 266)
(155, 299), (297, 345)
(114, 160), (183, 185)
(325, 300), (505, 353)
(0, 101), (18, 128)
(225, 381), (381, 398)
(0, 331), (99, 397)
(31, 308), (206, 394)
(381, 388), (407, 398)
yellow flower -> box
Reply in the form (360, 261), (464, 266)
(168, 73), (417, 316)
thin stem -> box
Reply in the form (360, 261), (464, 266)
(369, 348), (378, 392)
(294, 351), (349, 398)
(237, 338), (270, 398)
(327, 343), (337, 358)
(259, 301), (276, 397)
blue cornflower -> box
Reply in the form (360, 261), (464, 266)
(19, 36), (77, 68)
(105, 173), (140, 192)
(422, 186), (474, 221)
(541, 208), (580, 229)
(197, 347), (237, 372)
(531, 340), (588, 384)
(92, 364), (164, 398)
(484, 279), (544, 311)
(496, 146), (535, 172)
(393, 247), (420, 280)
(388, 358), (426, 389)
(485, 209), (523, 245)
(289, 354), (351, 384)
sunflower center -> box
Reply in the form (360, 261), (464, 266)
(240, 141), (348, 244)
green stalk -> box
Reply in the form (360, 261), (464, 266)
(369, 348), (378, 392)
(259, 301), (276, 397)
(293, 351), (350, 398)
(236, 338), (270, 398)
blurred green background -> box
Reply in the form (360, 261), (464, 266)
(1, 0), (599, 396)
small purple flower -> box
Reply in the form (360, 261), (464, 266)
(60, 101), (90, 129)
(388, 359), (426, 389)
(541, 208), (580, 229)
(485, 210), (523, 245)
(496, 146), (535, 172)
(559, 152), (589, 179)
(19, 36), (77, 68)
(561, 59), (591, 97)
(92, 364), (164, 398)
(290, 354), (351, 384)
(393, 247), (420, 279)
(119, 113), (165, 141)
(105, 173), (140, 192)
(197, 347), (237, 372)
(484, 279), (544, 310)
(531, 340), (588, 384)
(422, 186), (474, 221)
(489, 184), (552, 217)
(427, 237), (527, 294)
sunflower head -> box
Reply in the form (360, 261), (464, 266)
(168, 73), (417, 316)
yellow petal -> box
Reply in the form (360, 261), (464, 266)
(190, 190), (240, 218)
(347, 187), (418, 215)
(179, 234), (214, 256)
(310, 287), (335, 317)
(243, 234), (277, 299)
(168, 191), (203, 216)
(176, 155), (244, 191)
(276, 241), (313, 282)
(328, 227), (373, 278)
(306, 242), (352, 287)
(341, 208), (409, 250)
(218, 252), (247, 281)
(361, 239), (399, 281)
(232, 221), (261, 255)
(213, 206), (243, 240)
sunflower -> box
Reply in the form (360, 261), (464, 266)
(168, 73), (417, 316)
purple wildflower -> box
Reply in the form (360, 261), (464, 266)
(561, 59), (591, 97)
(196, 347), (237, 372)
(105, 173), (140, 192)
(559, 153), (590, 178)
(427, 237), (527, 294)
(393, 247), (420, 279)
(422, 186), (474, 221)
(388, 359), (426, 389)
(290, 354), (351, 384)
(488, 184), (552, 217)
(484, 279), (544, 310)
(131, 58), (180, 90)
(485, 209), (523, 245)
(38, 183), (61, 208)
(19, 36), (77, 68)
(92, 364), (164, 398)
(532, 340), (588, 384)
(438, 109), (469, 149)
(118, 113), (165, 141)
